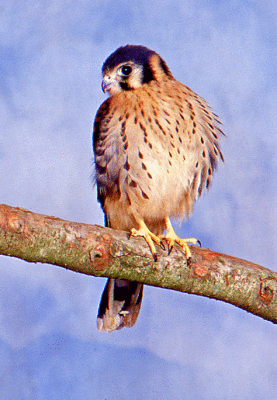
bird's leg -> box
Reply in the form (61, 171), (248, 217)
(130, 220), (163, 261)
(162, 217), (200, 262)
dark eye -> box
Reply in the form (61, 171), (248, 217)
(120, 65), (133, 76)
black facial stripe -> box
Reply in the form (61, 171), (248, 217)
(142, 64), (155, 83)
(119, 81), (131, 91)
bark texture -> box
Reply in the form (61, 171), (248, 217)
(0, 204), (277, 324)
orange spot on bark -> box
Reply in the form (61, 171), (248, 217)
(102, 233), (111, 241)
(260, 280), (274, 305)
(89, 244), (109, 271)
(194, 264), (208, 278)
(95, 244), (106, 258)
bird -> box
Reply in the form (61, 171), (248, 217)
(93, 45), (224, 332)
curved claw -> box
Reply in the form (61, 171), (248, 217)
(160, 241), (166, 251)
(186, 256), (192, 266)
(197, 239), (202, 247)
(167, 242), (174, 256)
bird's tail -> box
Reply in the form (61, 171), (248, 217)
(97, 278), (143, 332)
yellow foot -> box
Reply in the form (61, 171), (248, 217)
(161, 217), (200, 262)
(130, 220), (164, 261)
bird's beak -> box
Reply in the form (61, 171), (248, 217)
(102, 76), (115, 94)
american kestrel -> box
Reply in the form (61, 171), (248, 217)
(93, 45), (224, 332)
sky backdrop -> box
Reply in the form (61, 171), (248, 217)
(1, 1), (277, 399)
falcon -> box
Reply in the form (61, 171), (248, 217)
(93, 45), (224, 332)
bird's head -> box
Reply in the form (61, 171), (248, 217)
(101, 45), (173, 96)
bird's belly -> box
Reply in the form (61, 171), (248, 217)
(103, 154), (198, 232)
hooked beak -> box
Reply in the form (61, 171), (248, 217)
(101, 76), (119, 96)
(102, 76), (114, 93)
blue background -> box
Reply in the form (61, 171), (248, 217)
(1, 1), (277, 398)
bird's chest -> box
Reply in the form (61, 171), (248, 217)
(94, 105), (198, 198)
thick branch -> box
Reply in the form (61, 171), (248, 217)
(0, 204), (277, 324)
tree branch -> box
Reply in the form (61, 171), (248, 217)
(0, 204), (277, 324)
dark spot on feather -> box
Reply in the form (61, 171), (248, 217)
(175, 126), (179, 133)
(100, 128), (109, 134)
(97, 165), (107, 174)
(96, 148), (105, 157)
(193, 121), (197, 128)
(121, 120), (126, 133)
(202, 151), (206, 158)
(195, 162), (199, 168)
(134, 116), (138, 124)
(154, 119), (166, 136)
(99, 133), (108, 142)
(129, 180), (137, 188)
(139, 122), (147, 135)
(141, 191), (149, 199)
(142, 163), (147, 170)
(126, 193), (132, 205)
(169, 160), (172, 166)
(201, 137), (204, 144)
(138, 151), (144, 159)
(124, 160), (130, 171)
(124, 142), (128, 150)
(169, 151), (173, 158)
(212, 132), (218, 139)
(208, 168), (212, 175)
(179, 136), (183, 143)
(148, 142), (153, 149)
(147, 172), (153, 179)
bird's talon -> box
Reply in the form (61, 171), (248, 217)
(167, 244), (174, 256)
(160, 241), (166, 251)
(197, 239), (202, 247)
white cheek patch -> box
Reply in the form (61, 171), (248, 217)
(107, 81), (123, 96)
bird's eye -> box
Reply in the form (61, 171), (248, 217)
(120, 65), (133, 76)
